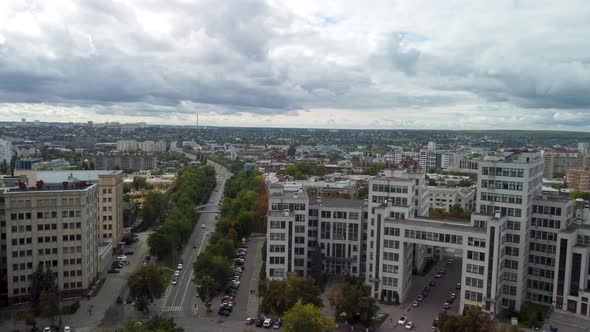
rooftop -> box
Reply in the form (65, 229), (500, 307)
(3, 181), (96, 194)
(36, 170), (121, 183)
(387, 216), (485, 234)
(311, 197), (366, 209)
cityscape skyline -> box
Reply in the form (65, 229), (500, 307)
(1, 1), (589, 130)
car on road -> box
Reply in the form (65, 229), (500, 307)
(447, 297), (455, 304)
(255, 318), (264, 327)
(456, 283), (461, 289)
(417, 294), (424, 302)
(177, 263), (183, 270)
(448, 258), (453, 264)
(192, 244), (197, 249)
(405, 321), (415, 330)
(123, 250), (134, 255)
(64, 326), (71, 332)
(273, 318), (282, 329)
(126, 296), (133, 304)
(116, 296), (123, 304)
(107, 269), (120, 274)
(398, 316), (407, 325)
(201, 224), (206, 229)
(117, 255), (128, 262)
(263, 318), (273, 328)
(443, 302), (451, 309)
(218, 308), (231, 316)
(412, 300), (419, 307)
(245, 318), (255, 325)
(450, 293), (456, 299)
(43, 327), (51, 332)
(438, 269), (446, 275)
(174, 271), (180, 277)
(429, 280), (436, 287)
(435, 273), (442, 278)
(172, 278), (178, 285)
(432, 318), (439, 330)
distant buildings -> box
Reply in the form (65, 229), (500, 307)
(0, 181), (100, 303)
(566, 167), (590, 191)
(543, 147), (578, 179)
(427, 186), (476, 212)
(86, 153), (157, 171)
(0, 139), (12, 164)
(116, 140), (167, 153)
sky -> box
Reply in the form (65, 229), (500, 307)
(0, 0), (589, 130)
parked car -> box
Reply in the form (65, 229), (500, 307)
(107, 269), (120, 274)
(218, 308), (231, 316)
(202, 224), (206, 229)
(116, 296), (123, 304)
(398, 316), (407, 325)
(412, 300), (419, 307)
(43, 327), (51, 332)
(417, 295), (424, 302)
(273, 318), (282, 329)
(435, 273), (442, 278)
(263, 318), (273, 328)
(172, 278), (178, 285)
(245, 318), (255, 325)
(429, 280), (436, 287)
(192, 244), (197, 249)
(123, 250), (134, 255)
(174, 271), (180, 277)
(448, 258), (453, 264)
(405, 321), (415, 330)
(255, 318), (264, 327)
(126, 296), (133, 304)
(177, 263), (183, 270)
(63, 326), (71, 332)
(456, 283), (461, 290)
(443, 302), (451, 309)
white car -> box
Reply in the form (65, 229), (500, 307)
(172, 279), (178, 285)
(43, 328), (51, 332)
(177, 263), (183, 270)
(412, 300), (419, 307)
(263, 318), (272, 328)
(174, 271), (180, 277)
(398, 316), (407, 325)
(405, 321), (415, 330)
(202, 224), (206, 229)
(64, 327), (71, 332)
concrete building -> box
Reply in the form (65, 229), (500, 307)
(117, 140), (167, 153)
(0, 139), (13, 164)
(458, 158), (480, 174)
(579, 142), (590, 156)
(566, 167), (590, 191)
(0, 181), (100, 303)
(15, 170), (124, 255)
(428, 186), (476, 213)
(87, 153), (157, 171)
(543, 148), (578, 179)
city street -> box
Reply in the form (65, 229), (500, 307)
(159, 161), (232, 316)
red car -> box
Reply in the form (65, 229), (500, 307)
(192, 244), (198, 249)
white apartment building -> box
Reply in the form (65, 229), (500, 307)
(0, 139), (13, 164)
(0, 181), (99, 303)
(117, 140), (167, 153)
(265, 150), (590, 319)
(428, 186), (476, 213)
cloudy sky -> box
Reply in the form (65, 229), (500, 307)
(0, 0), (589, 130)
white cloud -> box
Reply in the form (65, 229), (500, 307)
(0, 0), (588, 129)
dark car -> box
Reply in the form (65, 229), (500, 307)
(145, 255), (151, 261)
(123, 251), (134, 255)
(255, 318), (264, 327)
(116, 296), (123, 304)
(112, 262), (123, 269)
(126, 296), (133, 304)
(218, 308), (231, 316)
(107, 268), (120, 274)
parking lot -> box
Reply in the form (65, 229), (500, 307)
(394, 255), (462, 331)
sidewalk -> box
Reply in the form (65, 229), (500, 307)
(245, 237), (264, 318)
(0, 230), (151, 332)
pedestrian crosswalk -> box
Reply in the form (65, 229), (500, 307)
(161, 306), (182, 312)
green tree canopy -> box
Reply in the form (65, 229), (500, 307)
(283, 303), (335, 332)
(439, 307), (496, 332)
(196, 276), (217, 312)
(30, 264), (58, 315)
(260, 276), (322, 316)
(328, 277), (376, 327)
(128, 264), (165, 312)
(116, 316), (183, 332)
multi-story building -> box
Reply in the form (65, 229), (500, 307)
(117, 140), (167, 153)
(543, 148), (578, 179)
(0, 180), (99, 303)
(0, 139), (13, 164)
(428, 186), (476, 213)
(459, 158), (480, 174)
(578, 142), (590, 156)
(87, 153), (157, 171)
(266, 183), (368, 280)
(15, 170), (124, 252)
(566, 167), (590, 191)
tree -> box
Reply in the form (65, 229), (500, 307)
(117, 316), (183, 332)
(128, 265), (165, 313)
(30, 264), (57, 315)
(283, 303), (335, 332)
(328, 277), (376, 327)
(39, 290), (59, 324)
(260, 276), (322, 316)
(363, 163), (385, 176)
(287, 144), (297, 158)
(458, 179), (473, 187)
(142, 191), (167, 226)
(132, 176), (149, 190)
(316, 165), (326, 177)
(439, 307), (496, 332)
(193, 251), (233, 287)
(196, 276), (217, 312)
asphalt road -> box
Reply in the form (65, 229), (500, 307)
(160, 161), (232, 315)
(395, 256), (462, 332)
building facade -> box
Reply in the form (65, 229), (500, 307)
(566, 167), (590, 191)
(427, 186), (476, 213)
(0, 181), (99, 303)
(88, 153), (157, 171)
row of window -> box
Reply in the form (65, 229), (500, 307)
(382, 276), (398, 287)
(526, 292), (553, 304)
(383, 239), (400, 249)
(504, 259), (519, 270)
(503, 285), (517, 296)
(481, 167), (525, 177)
(269, 256), (285, 265)
(269, 233), (285, 241)
(527, 279), (553, 292)
(504, 233), (520, 244)
(466, 263), (484, 275)
(481, 180), (524, 191)
(465, 276), (484, 288)
(405, 229), (463, 245)
(503, 272), (518, 282)
(268, 268), (285, 278)
(529, 255), (554, 267)
(465, 290), (484, 302)
(270, 203), (306, 211)
(468, 237), (486, 248)
(530, 230), (557, 241)
(269, 245), (285, 252)
(319, 222), (359, 241)
(382, 252), (399, 262)
(372, 184), (409, 194)
(384, 227), (400, 237)
(532, 205), (562, 216)
(531, 218), (561, 229)
(530, 242), (556, 254)
(504, 246), (519, 256)
(372, 196), (409, 206)
(383, 264), (399, 274)
(467, 251), (485, 261)
(480, 193), (523, 205)
(479, 205), (522, 217)
(528, 267), (554, 279)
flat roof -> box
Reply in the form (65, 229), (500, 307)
(313, 198), (366, 209)
(3, 182), (96, 194)
(37, 170), (120, 183)
(386, 216), (485, 234)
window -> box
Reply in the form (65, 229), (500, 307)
(333, 222), (346, 240)
(270, 233), (285, 241)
